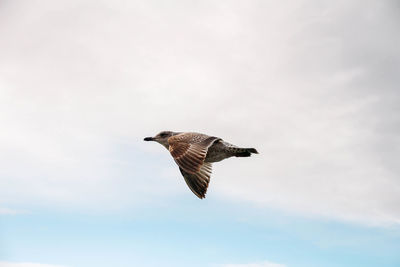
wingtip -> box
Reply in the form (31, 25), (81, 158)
(191, 184), (208, 199)
(195, 191), (206, 199)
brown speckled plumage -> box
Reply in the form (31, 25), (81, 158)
(144, 131), (258, 199)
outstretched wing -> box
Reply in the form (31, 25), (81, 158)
(179, 162), (212, 199)
(168, 132), (220, 198)
(168, 133), (219, 174)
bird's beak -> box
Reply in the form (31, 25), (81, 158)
(144, 137), (154, 141)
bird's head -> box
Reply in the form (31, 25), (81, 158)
(144, 131), (179, 149)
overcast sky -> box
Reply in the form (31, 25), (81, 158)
(1, 1), (400, 266)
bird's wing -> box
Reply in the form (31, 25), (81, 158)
(168, 133), (220, 198)
(168, 133), (219, 174)
(179, 162), (212, 199)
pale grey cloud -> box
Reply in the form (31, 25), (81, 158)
(0, 0), (399, 225)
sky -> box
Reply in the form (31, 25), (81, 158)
(0, 0), (399, 266)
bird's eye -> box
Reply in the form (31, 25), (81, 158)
(160, 133), (167, 137)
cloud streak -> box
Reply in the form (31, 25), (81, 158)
(0, 207), (27, 215)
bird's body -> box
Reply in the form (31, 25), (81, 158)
(144, 131), (258, 199)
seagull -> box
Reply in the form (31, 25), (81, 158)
(144, 131), (258, 199)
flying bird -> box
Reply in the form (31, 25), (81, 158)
(144, 131), (258, 199)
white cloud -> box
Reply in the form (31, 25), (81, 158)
(219, 261), (286, 267)
(0, 262), (66, 267)
(0, 0), (399, 225)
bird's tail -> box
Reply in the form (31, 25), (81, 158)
(233, 147), (259, 157)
